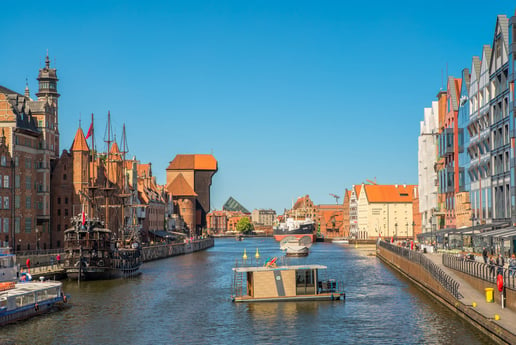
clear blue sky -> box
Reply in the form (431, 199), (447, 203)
(1, 1), (513, 213)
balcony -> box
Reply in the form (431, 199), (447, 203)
(439, 128), (454, 159)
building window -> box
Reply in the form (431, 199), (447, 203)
(3, 218), (8, 234)
(25, 196), (31, 209)
(3, 197), (8, 209)
(15, 175), (20, 189)
(24, 218), (31, 233)
(65, 197), (68, 204)
(14, 195), (19, 209)
(64, 209), (68, 216)
(0, 156), (5, 167)
(57, 224), (61, 232)
(57, 197), (61, 204)
(57, 209), (61, 216)
(25, 176), (31, 190)
(14, 217), (20, 234)
(25, 158), (31, 169)
(63, 174), (67, 180)
(3, 176), (8, 188)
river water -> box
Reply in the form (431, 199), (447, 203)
(0, 238), (492, 345)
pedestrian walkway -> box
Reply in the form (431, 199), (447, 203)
(426, 252), (516, 336)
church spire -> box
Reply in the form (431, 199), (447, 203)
(24, 78), (30, 98)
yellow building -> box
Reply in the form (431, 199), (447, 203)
(357, 184), (417, 239)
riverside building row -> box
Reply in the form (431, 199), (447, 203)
(0, 56), (217, 252)
(417, 11), (516, 254)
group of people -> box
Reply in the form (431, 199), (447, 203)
(481, 247), (516, 277)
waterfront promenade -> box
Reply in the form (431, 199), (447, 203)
(377, 242), (516, 344)
(425, 252), (516, 336)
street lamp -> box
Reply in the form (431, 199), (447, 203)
(412, 221), (416, 240)
(470, 214), (477, 252)
(394, 223), (398, 241)
(405, 223), (408, 239)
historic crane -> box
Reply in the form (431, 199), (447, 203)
(329, 193), (340, 204)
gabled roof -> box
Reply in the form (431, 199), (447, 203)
(363, 184), (416, 203)
(471, 56), (481, 84)
(166, 173), (197, 197)
(71, 127), (89, 152)
(167, 154), (217, 171)
(0, 86), (22, 97)
(293, 195), (313, 209)
(223, 197), (250, 214)
(447, 76), (462, 112)
(354, 185), (362, 198)
(489, 15), (509, 73)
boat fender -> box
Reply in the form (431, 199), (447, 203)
(34, 303), (39, 312)
(61, 293), (67, 303)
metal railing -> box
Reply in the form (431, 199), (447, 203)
(379, 241), (463, 299)
(443, 254), (516, 290)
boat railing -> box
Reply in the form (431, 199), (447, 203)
(318, 279), (344, 294)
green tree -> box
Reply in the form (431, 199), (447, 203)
(236, 217), (254, 234)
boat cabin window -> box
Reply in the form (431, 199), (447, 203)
(296, 269), (315, 295)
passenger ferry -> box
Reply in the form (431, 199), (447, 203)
(0, 248), (69, 326)
(231, 258), (345, 302)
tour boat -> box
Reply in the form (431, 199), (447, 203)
(0, 248), (69, 326)
(280, 236), (312, 257)
(231, 258), (345, 302)
(332, 238), (349, 245)
(63, 215), (142, 281)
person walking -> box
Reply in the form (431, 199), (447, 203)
(509, 254), (516, 277)
(489, 255), (496, 277)
(496, 253), (505, 274)
(482, 247), (488, 264)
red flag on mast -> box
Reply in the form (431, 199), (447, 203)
(85, 120), (93, 140)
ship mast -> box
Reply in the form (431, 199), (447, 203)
(120, 124), (129, 244)
(104, 111), (113, 230)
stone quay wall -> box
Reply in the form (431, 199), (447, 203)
(142, 238), (214, 262)
(16, 238), (215, 268)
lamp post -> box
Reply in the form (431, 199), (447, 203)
(394, 223), (398, 241)
(470, 214), (476, 253)
(431, 216), (436, 247)
(412, 221), (416, 241)
(405, 223), (408, 240)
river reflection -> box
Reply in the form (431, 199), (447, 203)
(0, 238), (493, 345)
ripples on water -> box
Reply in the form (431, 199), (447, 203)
(0, 238), (492, 345)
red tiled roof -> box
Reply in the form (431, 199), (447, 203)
(166, 173), (197, 197)
(71, 127), (89, 152)
(364, 184), (416, 203)
(167, 154), (217, 171)
(109, 142), (122, 161)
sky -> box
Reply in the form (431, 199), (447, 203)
(1, 1), (514, 213)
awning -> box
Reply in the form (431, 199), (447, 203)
(477, 227), (516, 238)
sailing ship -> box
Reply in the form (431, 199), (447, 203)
(63, 113), (142, 280)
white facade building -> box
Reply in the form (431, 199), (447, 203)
(418, 101), (439, 234)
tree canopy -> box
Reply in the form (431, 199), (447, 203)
(236, 217), (254, 234)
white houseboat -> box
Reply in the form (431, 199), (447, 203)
(231, 259), (344, 302)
